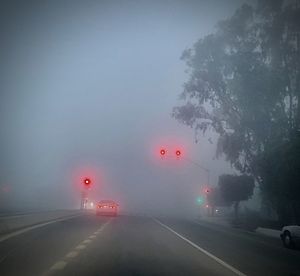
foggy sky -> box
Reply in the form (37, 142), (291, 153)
(0, 0), (247, 215)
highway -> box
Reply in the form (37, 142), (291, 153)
(0, 213), (299, 276)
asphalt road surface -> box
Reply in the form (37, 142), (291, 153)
(0, 213), (299, 276)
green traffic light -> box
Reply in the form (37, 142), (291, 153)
(196, 196), (204, 205)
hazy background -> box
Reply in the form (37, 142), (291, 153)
(0, 0), (252, 216)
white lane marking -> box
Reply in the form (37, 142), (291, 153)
(82, 239), (92, 244)
(89, 234), (97, 239)
(0, 214), (83, 243)
(44, 218), (113, 275)
(50, 261), (67, 270)
(96, 219), (112, 232)
(66, 251), (79, 258)
(153, 218), (247, 276)
(193, 220), (280, 249)
(75, 244), (86, 250)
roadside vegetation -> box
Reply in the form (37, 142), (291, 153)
(173, 0), (300, 225)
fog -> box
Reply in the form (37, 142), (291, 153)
(0, 0), (247, 216)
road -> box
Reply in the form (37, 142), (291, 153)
(0, 213), (299, 276)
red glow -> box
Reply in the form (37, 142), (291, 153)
(160, 149), (166, 156)
(85, 179), (90, 184)
(72, 165), (100, 192)
(151, 138), (188, 165)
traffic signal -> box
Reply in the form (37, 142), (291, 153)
(196, 196), (204, 205)
(160, 149), (166, 156)
(83, 178), (91, 188)
(204, 188), (210, 194)
(175, 150), (181, 157)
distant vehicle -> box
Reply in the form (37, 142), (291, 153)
(96, 200), (118, 217)
(280, 225), (300, 248)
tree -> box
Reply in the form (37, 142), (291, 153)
(257, 134), (300, 224)
(173, 0), (300, 219)
(206, 186), (230, 216)
(219, 174), (254, 219)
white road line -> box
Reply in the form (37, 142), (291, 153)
(44, 218), (113, 275)
(0, 214), (83, 243)
(50, 261), (67, 270)
(75, 244), (86, 250)
(65, 251), (79, 258)
(193, 220), (278, 249)
(153, 218), (247, 276)
(82, 239), (92, 244)
(89, 234), (97, 239)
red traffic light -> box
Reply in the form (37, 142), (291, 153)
(160, 149), (166, 156)
(175, 150), (181, 157)
(83, 178), (91, 187)
(204, 188), (210, 193)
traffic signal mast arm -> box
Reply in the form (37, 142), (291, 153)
(183, 157), (210, 186)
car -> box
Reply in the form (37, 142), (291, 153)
(96, 200), (118, 217)
(280, 225), (300, 248)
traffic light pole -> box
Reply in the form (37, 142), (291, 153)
(184, 158), (210, 186)
(80, 178), (92, 210)
(183, 158), (212, 216)
(80, 190), (88, 210)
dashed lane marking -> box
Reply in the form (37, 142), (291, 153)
(153, 218), (247, 276)
(75, 244), (86, 250)
(44, 218), (112, 275)
(82, 239), (92, 244)
(50, 261), (67, 271)
(65, 251), (79, 258)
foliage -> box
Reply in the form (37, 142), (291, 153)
(257, 135), (300, 223)
(219, 174), (254, 203)
(206, 187), (229, 207)
(173, 0), (300, 219)
(218, 174), (255, 218)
